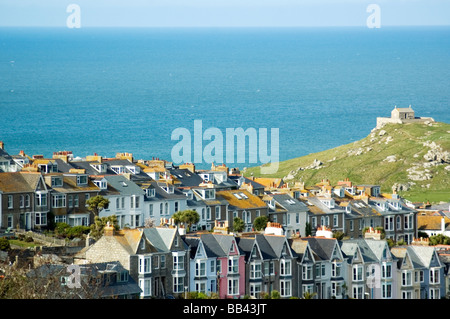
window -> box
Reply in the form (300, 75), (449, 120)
(264, 261), (274, 276)
(149, 204), (154, 217)
(396, 216), (401, 230)
(402, 291), (412, 299)
(74, 195), (79, 207)
(173, 254), (184, 271)
(280, 259), (291, 276)
(250, 283), (262, 298)
(195, 281), (207, 294)
(160, 255), (166, 269)
(175, 201), (179, 212)
(215, 206), (221, 219)
(7, 195), (13, 209)
(384, 217), (394, 231)
(430, 268), (440, 284)
(77, 175), (88, 186)
(316, 263), (326, 278)
(228, 278), (239, 296)
(19, 195), (24, 208)
(139, 256), (151, 274)
(131, 196), (140, 209)
(332, 262), (342, 278)
(36, 193), (47, 207)
(402, 271), (412, 287)
(280, 280), (291, 297)
(51, 176), (63, 187)
(353, 265), (363, 281)
(68, 195), (73, 208)
(302, 264), (313, 280)
(52, 194), (66, 208)
(331, 281), (341, 298)
(118, 271), (129, 283)
(35, 212), (47, 226)
(25, 194), (30, 207)
(352, 285), (364, 299)
(429, 288), (440, 299)
(7, 215), (13, 229)
(228, 257), (238, 274)
(250, 262), (262, 279)
(333, 214), (338, 227)
(382, 283), (392, 299)
(382, 263), (392, 279)
(173, 277), (184, 293)
(140, 279), (152, 297)
(195, 261), (206, 277)
(116, 198), (120, 209)
(404, 214), (413, 230)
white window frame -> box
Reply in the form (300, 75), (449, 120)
(139, 256), (151, 274)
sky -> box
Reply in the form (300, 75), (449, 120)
(0, 0), (449, 27)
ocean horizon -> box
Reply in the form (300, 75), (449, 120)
(1, 26), (449, 170)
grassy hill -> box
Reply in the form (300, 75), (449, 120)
(245, 121), (450, 203)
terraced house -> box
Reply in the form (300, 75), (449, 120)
(44, 172), (100, 226)
(216, 189), (269, 232)
(0, 171), (49, 230)
(237, 233), (297, 298)
(75, 224), (190, 299)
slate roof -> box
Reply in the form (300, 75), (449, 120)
(168, 168), (204, 187)
(103, 175), (145, 196)
(0, 172), (44, 193)
(271, 193), (309, 213)
(302, 237), (338, 261)
(196, 233), (243, 258)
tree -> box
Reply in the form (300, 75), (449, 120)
(253, 216), (268, 231)
(233, 217), (245, 233)
(429, 234), (450, 245)
(89, 215), (119, 240)
(302, 291), (317, 299)
(86, 195), (110, 217)
(305, 222), (312, 237)
(172, 209), (200, 232)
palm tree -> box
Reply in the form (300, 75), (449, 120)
(302, 291), (317, 299)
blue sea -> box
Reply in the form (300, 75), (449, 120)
(1, 26), (449, 170)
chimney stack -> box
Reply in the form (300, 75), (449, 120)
(103, 222), (115, 236)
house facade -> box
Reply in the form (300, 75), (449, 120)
(75, 224), (190, 299)
(238, 234), (297, 299)
(0, 172), (50, 230)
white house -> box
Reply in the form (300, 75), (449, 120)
(100, 175), (145, 228)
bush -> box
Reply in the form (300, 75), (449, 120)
(54, 222), (90, 239)
(0, 237), (10, 251)
(24, 236), (34, 243)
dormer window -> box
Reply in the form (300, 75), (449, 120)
(77, 175), (88, 186)
(146, 188), (155, 197)
(162, 185), (174, 194)
(94, 179), (108, 190)
(126, 165), (140, 174)
(321, 199), (335, 209)
(91, 163), (107, 174)
(200, 189), (215, 199)
(51, 176), (63, 187)
(111, 166), (125, 174)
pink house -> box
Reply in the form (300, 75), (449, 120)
(190, 233), (245, 299)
